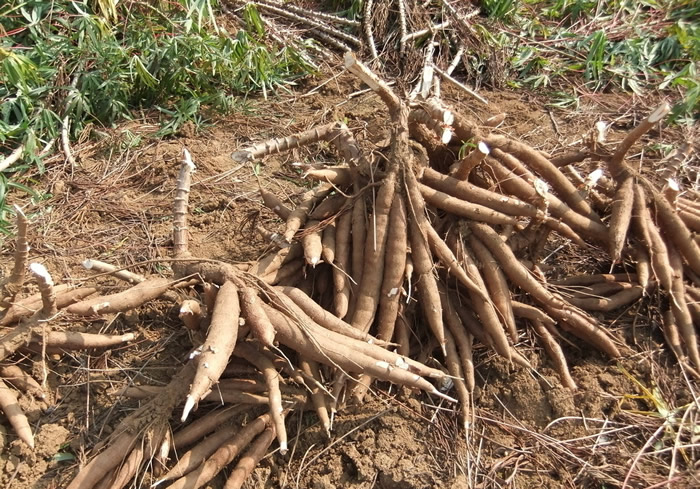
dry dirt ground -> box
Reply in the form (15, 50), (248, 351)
(0, 70), (697, 489)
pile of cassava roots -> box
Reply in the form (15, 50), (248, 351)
(1, 53), (698, 489)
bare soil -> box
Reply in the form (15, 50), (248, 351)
(0, 70), (697, 489)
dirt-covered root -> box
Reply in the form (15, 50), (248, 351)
(0, 378), (34, 449)
(60, 269), (452, 488)
(66, 363), (195, 489)
(273, 67), (700, 385)
(19, 47), (698, 489)
(161, 411), (273, 489)
(241, 56), (645, 397)
(255, 78), (698, 373)
(0, 214), (144, 449)
(61, 144), (461, 489)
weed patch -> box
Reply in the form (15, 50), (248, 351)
(0, 0), (314, 230)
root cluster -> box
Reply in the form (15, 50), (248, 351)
(1, 54), (697, 489)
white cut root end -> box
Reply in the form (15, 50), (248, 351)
(29, 263), (53, 287)
(441, 128), (453, 144)
(587, 168), (604, 187)
(595, 121), (608, 143)
(182, 148), (196, 171)
(182, 395), (196, 422)
(649, 102), (671, 123)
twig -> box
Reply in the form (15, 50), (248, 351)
(397, 0), (407, 53)
(82, 259), (146, 284)
(420, 42), (437, 99)
(401, 21), (450, 43)
(432, 65), (488, 105)
(257, 0), (359, 27)
(344, 52), (401, 116)
(609, 102), (670, 178)
(61, 116), (77, 167)
(447, 45), (465, 75)
(308, 29), (352, 52)
(440, 0), (481, 36)
(620, 422), (669, 489)
(5, 206), (29, 292)
(249, 1), (361, 47)
(362, 0), (379, 60)
(61, 73), (81, 167)
(232, 123), (337, 163)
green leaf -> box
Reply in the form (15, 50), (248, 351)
(131, 55), (159, 89)
(52, 452), (76, 462)
(585, 30), (607, 84)
(243, 4), (265, 38)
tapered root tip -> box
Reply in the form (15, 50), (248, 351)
(231, 150), (253, 163)
(181, 395), (195, 422)
(431, 388), (457, 403)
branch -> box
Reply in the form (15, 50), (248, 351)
(251, 1), (361, 47)
(257, 0), (359, 27)
(231, 122), (336, 163)
(11, 207), (29, 285)
(173, 149), (196, 258)
(344, 52), (402, 116)
(397, 0), (407, 53)
(401, 21), (450, 44)
(433, 65), (488, 105)
(82, 259), (146, 284)
(1, 206), (29, 306)
(609, 103), (670, 179)
(362, 0), (379, 60)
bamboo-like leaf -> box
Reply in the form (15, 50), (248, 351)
(243, 4), (265, 38)
(585, 30), (607, 84)
(93, 0), (118, 22)
(131, 55), (159, 89)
